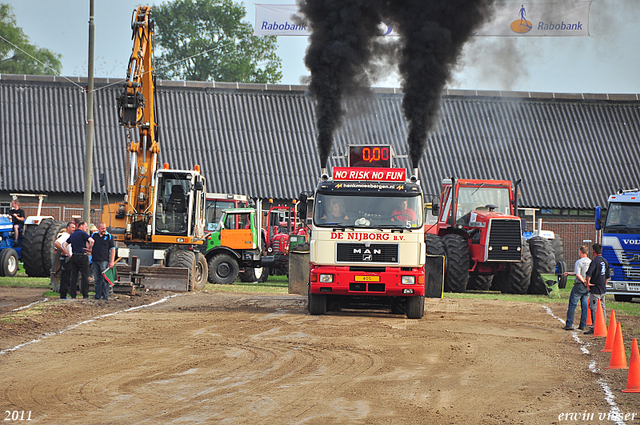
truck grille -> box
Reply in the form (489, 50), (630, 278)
(486, 219), (522, 261)
(337, 243), (399, 263)
(620, 250), (640, 264)
(623, 266), (640, 279)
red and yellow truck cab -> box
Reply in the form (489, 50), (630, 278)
(307, 145), (427, 319)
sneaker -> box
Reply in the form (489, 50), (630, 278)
(583, 328), (594, 335)
(60, 297), (69, 300)
(563, 325), (575, 331)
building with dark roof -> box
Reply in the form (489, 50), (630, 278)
(2, 74), (639, 211)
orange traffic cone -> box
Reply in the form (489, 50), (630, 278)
(592, 299), (607, 338)
(606, 323), (628, 369)
(586, 296), (592, 326)
(622, 339), (640, 393)
(602, 310), (617, 352)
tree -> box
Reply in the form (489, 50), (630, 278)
(153, 0), (282, 83)
(0, 4), (62, 75)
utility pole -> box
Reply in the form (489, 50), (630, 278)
(83, 0), (95, 224)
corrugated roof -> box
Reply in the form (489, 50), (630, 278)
(1, 75), (639, 209)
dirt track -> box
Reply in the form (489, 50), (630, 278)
(1, 290), (639, 424)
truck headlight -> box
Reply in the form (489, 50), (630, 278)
(401, 276), (415, 284)
(319, 274), (334, 283)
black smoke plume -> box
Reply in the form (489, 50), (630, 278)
(297, 0), (384, 168)
(299, 0), (495, 169)
(384, 0), (495, 168)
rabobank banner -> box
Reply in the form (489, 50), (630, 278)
(254, 4), (308, 36)
(254, 2), (591, 37)
(477, 2), (591, 36)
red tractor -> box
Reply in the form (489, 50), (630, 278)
(265, 205), (308, 275)
(426, 178), (554, 294)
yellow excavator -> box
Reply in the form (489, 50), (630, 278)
(101, 6), (208, 292)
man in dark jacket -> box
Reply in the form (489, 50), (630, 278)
(583, 243), (610, 335)
(90, 222), (115, 301)
(69, 222), (94, 299)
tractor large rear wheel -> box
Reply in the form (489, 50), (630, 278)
(468, 273), (493, 291)
(528, 237), (555, 295)
(442, 234), (469, 293)
(43, 220), (65, 276)
(494, 242), (532, 294)
(22, 219), (55, 277)
(550, 236), (564, 264)
(425, 233), (445, 257)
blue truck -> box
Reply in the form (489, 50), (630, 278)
(596, 189), (640, 302)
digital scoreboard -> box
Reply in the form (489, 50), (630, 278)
(348, 145), (393, 168)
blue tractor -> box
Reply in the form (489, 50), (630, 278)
(0, 215), (21, 276)
(1, 194), (66, 282)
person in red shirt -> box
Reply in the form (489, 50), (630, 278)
(391, 199), (416, 223)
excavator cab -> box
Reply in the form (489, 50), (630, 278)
(153, 169), (206, 239)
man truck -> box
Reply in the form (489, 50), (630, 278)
(304, 145), (436, 319)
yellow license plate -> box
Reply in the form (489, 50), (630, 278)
(354, 276), (380, 282)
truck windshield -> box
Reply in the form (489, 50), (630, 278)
(604, 203), (640, 233)
(205, 200), (235, 231)
(314, 194), (422, 229)
(456, 186), (512, 221)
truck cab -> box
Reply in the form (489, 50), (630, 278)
(596, 189), (640, 301)
(307, 145), (428, 319)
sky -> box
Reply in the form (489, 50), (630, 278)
(3, 0), (640, 94)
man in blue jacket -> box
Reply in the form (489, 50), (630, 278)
(90, 222), (115, 301)
(583, 243), (610, 335)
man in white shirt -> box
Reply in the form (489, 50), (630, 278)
(55, 221), (76, 300)
(562, 246), (591, 331)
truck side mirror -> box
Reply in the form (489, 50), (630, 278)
(431, 202), (439, 216)
(195, 181), (204, 191)
(595, 206), (601, 230)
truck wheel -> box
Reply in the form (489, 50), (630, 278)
(308, 291), (326, 315)
(169, 250), (196, 290)
(193, 253), (208, 290)
(257, 267), (269, 283)
(528, 236), (555, 295)
(1, 248), (19, 277)
(442, 233), (469, 293)
(43, 220), (65, 276)
(208, 254), (239, 284)
(22, 219), (55, 277)
(468, 273), (493, 291)
(240, 266), (267, 283)
(614, 295), (633, 302)
(494, 242), (532, 294)
(405, 295), (425, 319)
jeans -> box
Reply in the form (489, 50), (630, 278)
(70, 254), (91, 298)
(589, 292), (606, 326)
(92, 260), (109, 300)
(58, 257), (71, 299)
(565, 282), (589, 328)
